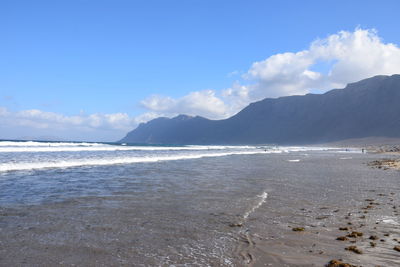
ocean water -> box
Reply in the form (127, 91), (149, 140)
(0, 140), (362, 266)
(0, 140), (337, 205)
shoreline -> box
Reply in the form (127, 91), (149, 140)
(0, 148), (399, 266)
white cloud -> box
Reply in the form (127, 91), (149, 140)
(140, 90), (230, 119)
(0, 107), (138, 141)
(140, 28), (400, 121)
(242, 28), (400, 100)
(2, 29), (399, 141)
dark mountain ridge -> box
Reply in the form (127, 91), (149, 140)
(120, 75), (400, 145)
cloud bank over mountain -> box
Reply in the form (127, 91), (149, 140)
(141, 29), (400, 119)
(2, 29), (400, 141)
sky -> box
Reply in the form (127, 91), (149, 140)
(1, 0), (400, 141)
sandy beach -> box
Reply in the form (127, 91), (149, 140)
(237, 150), (400, 267)
(0, 149), (399, 266)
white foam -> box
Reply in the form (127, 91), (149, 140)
(0, 141), (257, 153)
(0, 142), (341, 154)
(0, 151), (267, 173)
(243, 192), (268, 219)
(288, 159), (300, 162)
(0, 146), (210, 152)
(377, 216), (400, 225)
(0, 141), (103, 147)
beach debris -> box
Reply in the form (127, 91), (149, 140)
(347, 231), (363, 238)
(229, 222), (243, 227)
(345, 245), (363, 254)
(394, 246), (400, 252)
(370, 242), (376, 247)
(292, 227), (305, 232)
(336, 236), (349, 241)
(339, 227), (349, 231)
(365, 199), (374, 202)
(369, 159), (400, 170)
(384, 233), (390, 237)
(326, 259), (357, 267)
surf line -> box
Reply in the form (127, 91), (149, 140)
(234, 191), (268, 265)
(243, 191), (268, 219)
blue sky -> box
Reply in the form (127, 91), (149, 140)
(1, 0), (400, 141)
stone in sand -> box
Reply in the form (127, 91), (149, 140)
(326, 259), (357, 267)
(336, 236), (349, 241)
(229, 222), (243, 227)
(292, 227), (305, 232)
(394, 246), (400, 252)
(345, 245), (363, 254)
(347, 231), (363, 238)
(369, 235), (379, 240)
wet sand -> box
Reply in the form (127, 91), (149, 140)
(236, 153), (400, 267)
(0, 150), (399, 266)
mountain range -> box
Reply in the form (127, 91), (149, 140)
(120, 75), (400, 145)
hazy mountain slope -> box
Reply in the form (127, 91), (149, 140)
(120, 75), (400, 145)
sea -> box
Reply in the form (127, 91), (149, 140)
(0, 140), (362, 266)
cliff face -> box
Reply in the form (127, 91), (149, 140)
(120, 75), (400, 145)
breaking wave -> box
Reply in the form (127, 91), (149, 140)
(0, 141), (254, 153)
(0, 151), (266, 172)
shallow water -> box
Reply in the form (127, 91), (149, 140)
(0, 141), (375, 266)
